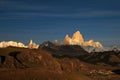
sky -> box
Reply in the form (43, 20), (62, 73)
(0, 0), (120, 47)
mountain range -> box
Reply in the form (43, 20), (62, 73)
(1, 30), (118, 53)
(63, 31), (103, 48)
(0, 40), (39, 49)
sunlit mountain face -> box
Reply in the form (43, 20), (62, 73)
(0, 40), (39, 49)
(63, 31), (103, 48)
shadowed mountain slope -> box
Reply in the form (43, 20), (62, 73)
(40, 41), (88, 58)
(77, 51), (120, 66)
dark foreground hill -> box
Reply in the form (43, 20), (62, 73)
(0, 47), (61, 71)
(0, 46), (120, 80)
(0, 47), (90, 80)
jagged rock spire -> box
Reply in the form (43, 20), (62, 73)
(72, 31), (84, 45)
(63, 31), (103, 48)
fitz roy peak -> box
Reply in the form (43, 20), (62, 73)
(72, 31), (84, 45)
(63, 31), (103, 48)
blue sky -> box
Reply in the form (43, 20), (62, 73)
(0, 0), (120, 47)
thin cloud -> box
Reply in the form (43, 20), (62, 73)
(1, 10), (120, 20)
(1, 1), (120, 19)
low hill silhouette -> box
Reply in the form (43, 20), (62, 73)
(40, 41), (88, 58)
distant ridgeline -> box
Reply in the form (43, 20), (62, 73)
(0, 31), (120, 52)
(0, 40), (39, 49)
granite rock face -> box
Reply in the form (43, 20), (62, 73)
(0, 41), (26, 48)
(63, 31), (103, 48)
(0, 40), (39, 49)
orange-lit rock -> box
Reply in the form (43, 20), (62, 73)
(63, 31), (103, 48)
(84, 40), (103, 48)
(72, 31), (84, 45)
(0, 40), (39, 49)
(27, 40), (39, 49)
(63, 34), (71, 45)
(0, 41), (26, 48)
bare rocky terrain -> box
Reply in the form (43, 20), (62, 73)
(0, 44), (120, 80)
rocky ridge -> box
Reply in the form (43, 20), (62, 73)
(0, 40), (39, 49)
(63, 31), (103, 48)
